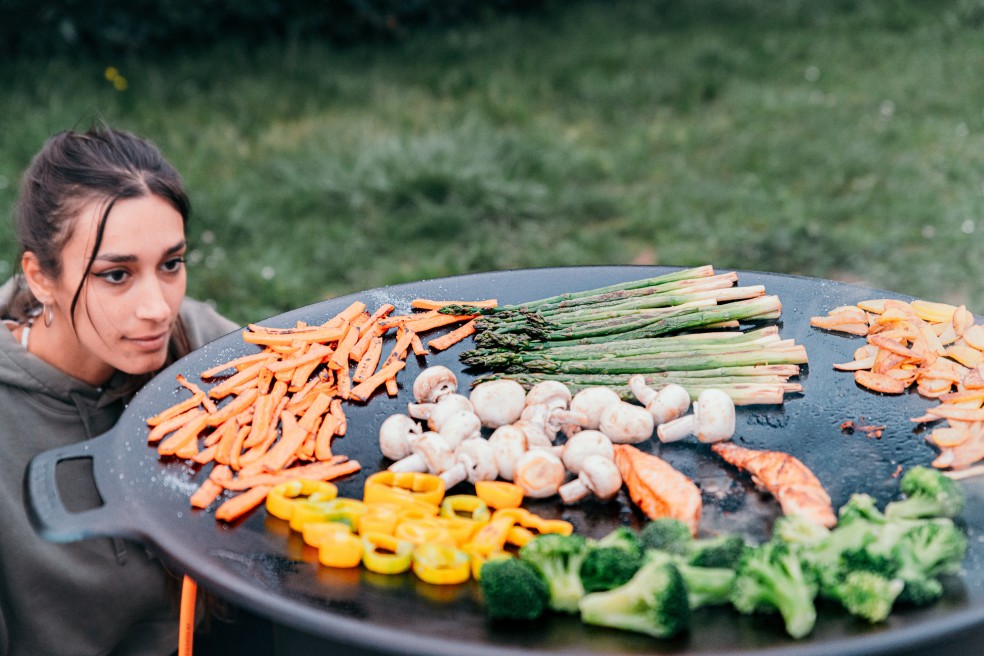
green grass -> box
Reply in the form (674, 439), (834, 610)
(2, 0), (984, 324)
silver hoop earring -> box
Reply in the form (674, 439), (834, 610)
(43, 303), (54, 327)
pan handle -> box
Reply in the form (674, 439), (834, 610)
(25, 430), (142, 543)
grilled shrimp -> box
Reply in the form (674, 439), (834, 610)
(612, 444), (702, 536)
(711, 442), (836, 528)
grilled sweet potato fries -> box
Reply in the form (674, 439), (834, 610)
(811, 298), (984, 469)
(146, 298), (489, 521)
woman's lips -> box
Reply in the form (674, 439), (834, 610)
(127, 332), (168, 352)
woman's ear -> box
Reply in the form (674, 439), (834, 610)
(20, 252), (56, 304)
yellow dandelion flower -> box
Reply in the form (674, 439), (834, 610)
(104, 66), (119, 81)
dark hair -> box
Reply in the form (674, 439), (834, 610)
(8, 126), (193, 386)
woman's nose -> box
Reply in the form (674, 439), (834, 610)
(135, 278), (173, 322)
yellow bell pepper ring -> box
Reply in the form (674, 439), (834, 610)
(491, 507), (573, 538)
(288, 497), (368, 533)
(474, 480), (524, 509)
(465, 514), (517, 556)
(357, 503), (404, 536)
(412, 543), (471, 585)
(266, 479), (338, 521)
(440, 495), (491, 524)
(361, 533), (414, 575)
(303, 520), (353, 549)
(395, 520), (457, 548)
(318, 529), (364, 569)
(506, 525), (536, 548)
(363, 471), (445, 507)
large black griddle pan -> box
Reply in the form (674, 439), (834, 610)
(24, 267), (984, 656)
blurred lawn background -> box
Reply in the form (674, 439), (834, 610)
(1, 0), (983, 325)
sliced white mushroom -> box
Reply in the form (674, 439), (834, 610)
(524, 380), (572, 411)
(570, 386), (622, 430)
(387, 431), (455, 474)
(487, 424), (529, 481)
(378, 413), (422, 461)
(628, 375), (691, 425)
(407, 392), (472, 424)
(657, 388), (736, 444)
(440, 438), (499, 489)
(469, 379), (527, 428)
(598, 401), (655, 444)
(561, 429), (614, 475)
(435, 409), (482, 450)
(412, 365), (458, 404)
(513, 448), (566, 499)
(558, 454), (623, 504)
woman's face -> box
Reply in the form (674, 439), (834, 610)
(46, 194), (187, 384)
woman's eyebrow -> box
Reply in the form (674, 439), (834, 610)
(94, 240), (187, 263)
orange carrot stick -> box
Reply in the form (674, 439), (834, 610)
(353, 335), (384, 383)
(298, 392), (333, 432)
(214, 485), (273, 522)
(206, 386), (259, 427)
(221, 424), (251, 469)
(327, 301), (368, 326)
(178, 379), (215, 415)
(242, 326), (345, 347)
(147, 407), (204, 443)
(329, 323), (361, 370)
(243, 412), (310, 476)
(349, 360), (407, 403)
(266, 343), (333, 374)
(401, 313), (477, 333)
(314, 414), (340, 461)
(427, 319), (477, 351)
(208, 359), (268, 399)
(146, 393), (204, 427)
(201, 351), (276, 379)
(410, 333), (429, 356)
(410, 298), (497, 310)
(329, 398), (346, 437)
(190, 465), (233, 509)
(221, 458), (360, 492)
(192, 444), (219, 465)
(158, 412), (209, 456)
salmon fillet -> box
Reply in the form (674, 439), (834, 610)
(612, 444), (702, 536)
(711, 441), (836, 528)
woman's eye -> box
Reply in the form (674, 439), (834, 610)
(94, 269), (129, 284)
(162, 256), (186, 273)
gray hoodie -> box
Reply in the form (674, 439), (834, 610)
(0, 295), (238, 656)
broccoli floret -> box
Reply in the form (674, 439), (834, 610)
(892, 518), (968, 606)
(581, 546), (644, 593)
(645, 549), (736, 609)
(639, 518), (692, 554)
(678, 563), (737, 608)
(687, 534), (749, 569)
(837, 493), (886, 526)
(772, 514), (832, 548)
(730, 541), (819, 639)
(519, 533), (590, 613)
(581, 527), (646, 593)
(884, 466), (966, 520)
(639, 518), (746, 568)
(578, 558), (691, 639)
(479, 557), (550, 622)
(597, 526), (645, 558)
(829, 570), (904, 623)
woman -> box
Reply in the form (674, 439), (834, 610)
(0, 126), (251, 655)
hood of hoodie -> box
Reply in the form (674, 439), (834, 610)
(0, 326), (129, 438)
